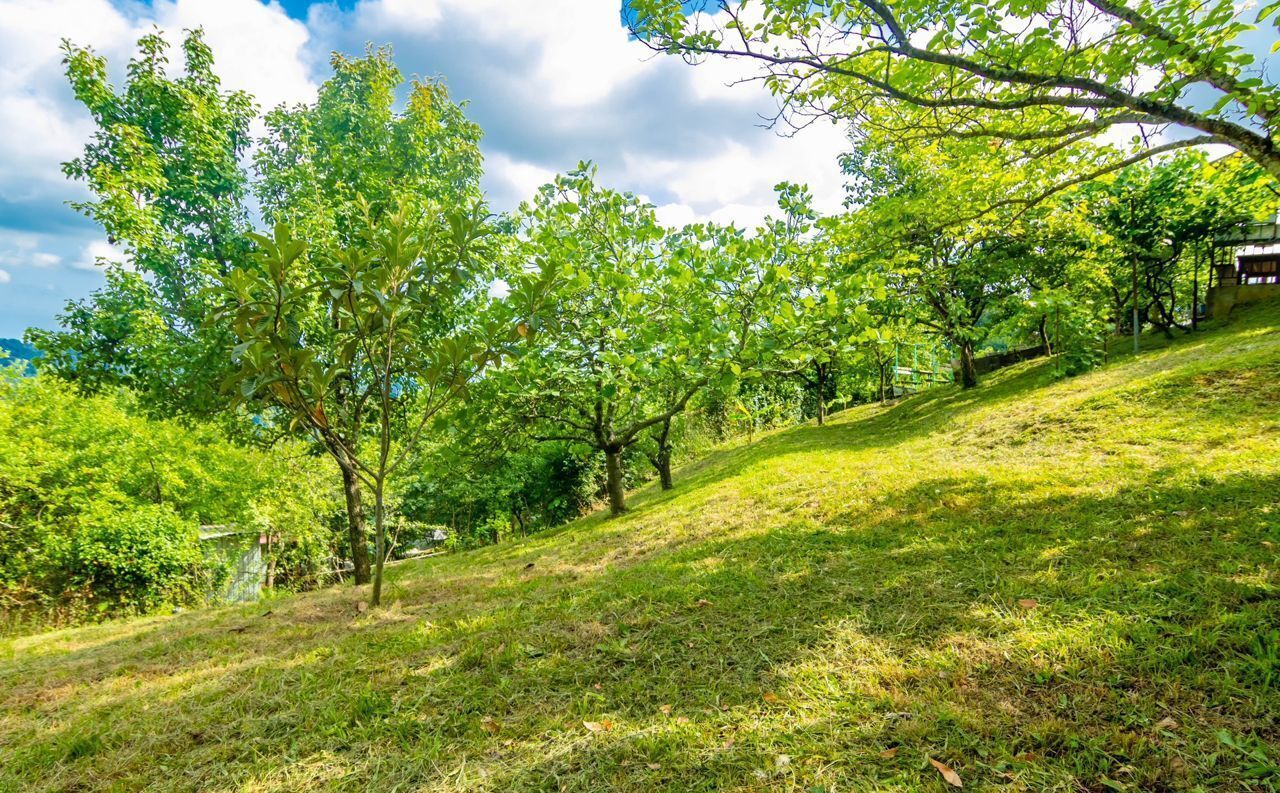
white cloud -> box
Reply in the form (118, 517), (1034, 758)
(351, 0), (648, 108)
(653, 202), (699, 229)
(0, 0), (132, 202)
(0, 232), (67, 270)
(624, 122), (849, 228)
(0, 268), (10, 285)
(74, 239), (125, 271)
(354, 0), (444, 30)
(484, 152), (556, 208)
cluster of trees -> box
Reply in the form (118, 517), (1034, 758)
(10, 8), (1278, 616)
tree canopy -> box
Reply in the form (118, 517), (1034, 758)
(628, 0), (1280, 185)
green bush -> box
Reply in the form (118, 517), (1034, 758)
(1, 373), (342, 629)
(64, 504), (203, 613)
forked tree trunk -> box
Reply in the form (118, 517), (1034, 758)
(958, 342), (979, 389)
(338, 458), (372, 585)
(604, 447), (627, 516)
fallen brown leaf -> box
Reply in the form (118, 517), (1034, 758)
(583, 720), (614, 733)
(1155, 716), (1179, 730)
(930, 758), (963, 788)
(658, 704), (673, 715)
(695, 598), (713, 607)
(356, 601), (368, 613)
(878, 747), (899, 759)
(646, 763), (661, 771)
(480, 718), (500, 735)
(762, 691), (781, 704)
(674, 716), (690, 725)
(1017, 598), (1037, 610)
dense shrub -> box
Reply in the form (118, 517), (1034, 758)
(0, 372), (341, 628)
(63, 504), (204, 613)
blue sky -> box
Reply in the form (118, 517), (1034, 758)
(0, 0), (852, 337)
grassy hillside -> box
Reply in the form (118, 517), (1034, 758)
(3, 304), (1279, 793)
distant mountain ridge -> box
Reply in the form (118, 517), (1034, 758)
(0, 338), (40, 374)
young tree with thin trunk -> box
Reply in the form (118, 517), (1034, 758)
(252, 46), (484, 584)
(214, 203), (494, 606)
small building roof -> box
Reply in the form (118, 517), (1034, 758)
(1215, 221), (1280, 246)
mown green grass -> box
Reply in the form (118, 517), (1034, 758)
(3, 303), (1279, 792)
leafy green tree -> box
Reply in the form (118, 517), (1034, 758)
(29, 29), (254, 414)
(251, 46), (485, 585)
(215, 203), (494, 607)
(502, 166), (778, 514)
(629, 0), (1280, 181)
(760, 183), (884, 424)
(840, 141), (1041, 387)
(255, 46), (483, 247)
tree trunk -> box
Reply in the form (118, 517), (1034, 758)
(660, 452), (680, 488)
(604, 447), (627, 516)
(814, 361), (827, 426)
(339, 458), (372, 586)
(654, 418), (674, 490)
(371, 482), (387, 607)
(1037, 314), (1051, 355)
(958, 342), (979, 389)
